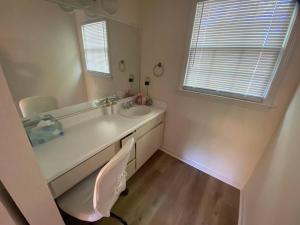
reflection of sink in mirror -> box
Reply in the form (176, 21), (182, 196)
(120, 105), (151, 118)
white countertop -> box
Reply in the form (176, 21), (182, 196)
(34, 106), (165, 182)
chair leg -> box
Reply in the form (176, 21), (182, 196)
(111, 212), (128, 225)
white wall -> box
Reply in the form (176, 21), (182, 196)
(0, 201), (19, 225)
(113, 0), (141, 27)
(0, 202), (18, 225)
(241, 78), (300, 225)
(140, 0), (300, 188)
(0, 66), (64, 225)
(74, 0), (141, 101)
(75, 12), (141, 100)
(84, 20), (140, 99)
(0, 0), (87, 111)
(83, 0), (141, 27)
(0, 183), (25, 225)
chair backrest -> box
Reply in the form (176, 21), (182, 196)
(19, 96), (58, 118)
(93, 138), (134, 217)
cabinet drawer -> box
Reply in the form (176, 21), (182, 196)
(126, 159), (136, 180)
(136, 123), (164, 169)
(136, 113), (164, 139)
(49, 144), (117, 198)
(121, 133), (136, 163)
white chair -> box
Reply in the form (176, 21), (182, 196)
(19, 96), (58, 118)
(57, 138), (134, 225)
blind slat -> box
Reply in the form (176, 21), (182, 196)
(81, 21), (110, 74)
(184, 0), (296, 101)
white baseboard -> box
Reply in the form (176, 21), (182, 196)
(160, 146), (242, 189)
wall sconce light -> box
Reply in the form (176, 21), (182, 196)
(47, 0), (119, 17)
(101, 0), (119, 14)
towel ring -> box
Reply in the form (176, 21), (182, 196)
(153, 62), (164, 77)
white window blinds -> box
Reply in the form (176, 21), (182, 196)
(183, 0), (296, 101)
(81, 21), (110, 74)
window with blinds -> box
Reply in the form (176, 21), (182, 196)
(81, 21), (110, 74)
(183, 0), (296, 102)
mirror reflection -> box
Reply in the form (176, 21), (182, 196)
(0, 0), (140, 118)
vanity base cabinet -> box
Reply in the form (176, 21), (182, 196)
(136, 123), (164, 170)
(49, 144), (118, 198)
(48, 112), (165, 199)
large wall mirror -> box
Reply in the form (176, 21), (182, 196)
(0, 0), (140, 119)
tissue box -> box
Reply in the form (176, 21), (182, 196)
(23, 114), (64, 147)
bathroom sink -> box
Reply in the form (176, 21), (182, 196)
(120, 105), (151, 118)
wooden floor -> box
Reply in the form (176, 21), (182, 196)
(63, 151), (240, 225)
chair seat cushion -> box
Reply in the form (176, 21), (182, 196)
(56, 170), (103, 222)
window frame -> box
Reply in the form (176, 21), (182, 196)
(81, 19), (112, 77)
(179, 0), (299, 106)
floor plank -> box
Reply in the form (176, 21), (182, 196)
(63, 150), (240, 225)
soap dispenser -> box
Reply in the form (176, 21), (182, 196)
(125, 74), (135, 97)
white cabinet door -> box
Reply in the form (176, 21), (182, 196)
(121, 133), (136, 163)
(136, 123), (164, 169)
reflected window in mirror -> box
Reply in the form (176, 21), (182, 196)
(81, 21), (111, 75)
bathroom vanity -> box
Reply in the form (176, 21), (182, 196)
(1, 0), (166, 207)
(33, 104), (165, 198)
